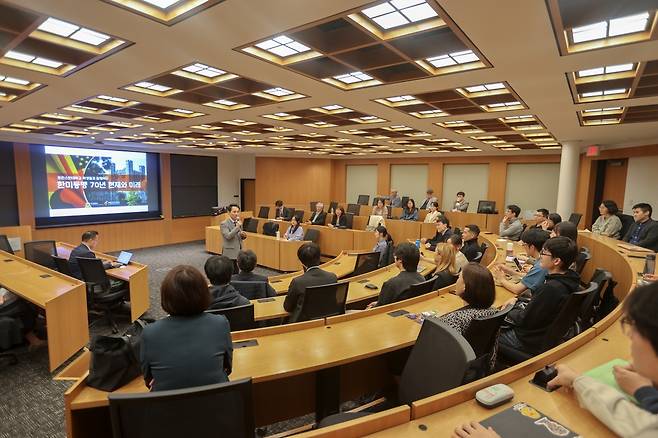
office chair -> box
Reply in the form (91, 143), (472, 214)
(298, 282), (349, 321)
(400, 196), (409, 208)
(0, 235), (13, 254)
(350, 252), (380, 277)
(293, 210), (305, 222)
(78, 257), (129, 334)
(617, 213), (634, 240)
(282, 207), (295, 220)
(356, 194), (370, 206)
(328, 201), (338, 214)
(397, 277), (436, 301)
(243, 218), (258, 233)
(23, 240), (57, 269)
(53, 256), (73, 277)
(0, 317), (21, 366)
(303, 228), (320, 243)
(568, 213), (582, 226)
(573, 250), (591, 276)
(262, 222), (279, 237)
(499, 282), (597, 365)
(318, 318), (475, 426)
(463, 305), (512, 379)
(109, 378), (254, 438)
(473, 243), (488, 264)
(206, 303), (257, 331)
(381, 241), (395, 267)
(230, 281), (268, 300)
(344, 212), (354, 229)
(575, 269), (611, 334)
(346, 203), (360, 215)
(257, 206), (269, 219)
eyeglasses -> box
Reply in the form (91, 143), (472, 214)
(540, 250), (552, 257)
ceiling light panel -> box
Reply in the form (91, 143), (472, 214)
(102, 0), (223, 25)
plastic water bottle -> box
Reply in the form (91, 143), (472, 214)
(275, 231), (280, 240)
(415, 239), (421, 248)
(506, 242), (514, 257)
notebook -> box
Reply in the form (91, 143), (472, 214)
(584, 358), (637, 403)
(480, 402), (579, 438)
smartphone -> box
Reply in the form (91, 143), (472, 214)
(513, 257), (523, 272)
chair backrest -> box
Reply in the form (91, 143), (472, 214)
(346, 203), (360, 215)
(463, 306), (512, 357)
(541, 282), (597, 351)
(397, 277), (436, 301)
(399, 318), (475, 405)
(303, 228), (320, 243)
(328, 201), (338, 214)
(77, 257), (110, 288)
(23, 240), (57, 269)
(282, 207), (295, 220)
(53, 256), (73, 277)
(357, 194), (370, 206)
(262, 222), (279, 237)
(580, 269), (612, 327)
(0, 235), (13, 254)
(618, 213), (634, 239)
(206, 303), (256, 331)
(230, 281), (268, 300)
(299, 282), (349, 320)
(372, 196), (384, 206)
(293, 210), (304, 221)
(243, 218), (258, 233)
(381, 240), (395, 267)
(400, 196), (409, 208)
(310, 201), (319, 212)
(257, 206), (269, 219)
(109, 378), (254, 438)
(345, 212), (354, 229)
(476, 200), (496, 214)
(351, 251), (380, 277)
(574, 250), (591, 275)
(568, 213), (582, 226)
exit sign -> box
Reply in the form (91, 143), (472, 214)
(586, 145), (600, 157)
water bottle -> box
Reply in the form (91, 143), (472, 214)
(644, 254), (656, 275)
(415, 239), (421, 248)
(275, 231), (280, 240)
(506, 242), (514, 257)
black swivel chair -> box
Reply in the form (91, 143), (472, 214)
(230, 281), (268, 300)
(380, 241), (394, 268)
(568, 213), (582, 226)
(319, 318), (475, 426)
(53, 256), (73, 277)
(298, 282), (349, 321)
(328, 201), (338, 214)
(0, 235), (13, 254)
(243, 218), (258, 233)
(303, 228), (320, 243)
(576, 269), (612, 333)
(463, 305), (513, 379)
(109, 378), (255, 438)
(397, 277), (436, 301)
(282, 207), (295, 220)
(78, 257), (129, 334)
(346, 204), (360, 216)
(206, 303), (257, 331)
(23, 240), (57, 269)
(345, 213), (354, 230)
(400, 196), (409, 209)
(618, 213), (634, 240)
(499, 282), (597, 365)
(473, 243), (488, 264)
(262, 222), (279, 237)
(357, 194), (370, 206)
(293, 210), (305, 222)
(257, 206), (270, 219)
(573, 250), (591, 276)
(0, 316), (21, 366)
(350, 252), (380, 277)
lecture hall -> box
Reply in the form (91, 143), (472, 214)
(1, 1), (658, 437)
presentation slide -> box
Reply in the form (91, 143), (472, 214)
(45, 146), (149, 217)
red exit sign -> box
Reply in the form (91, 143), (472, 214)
(586, 145), (600, 157)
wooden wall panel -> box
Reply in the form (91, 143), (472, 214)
(13, 143), (35, 227)
(255, 158), (333, 208)
(170, 216), (212, 243)
(601, 159), (628, 208)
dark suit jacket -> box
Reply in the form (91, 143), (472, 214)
(140, 313), (233, 391)
(427, 228), (454, 251)
(461, 239), (480, 262)
(309, 210), (327, 225)
(376, 271), (425, 306)
(275, 206), (293, 220)
(208, 284), (250, 310)
(331, 214), (347, 228)
(231, 271), (276, 297)
(68, 243), (111, 280)
(623, 219), (658, 252)
(283, 267), (338, 322)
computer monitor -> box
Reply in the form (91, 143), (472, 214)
(346, 203), (360, 215)
(117, 251), (133, 265)
(477, 200), (497, 214)
(356, 194), (370, 206)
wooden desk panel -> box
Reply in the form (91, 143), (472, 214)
(310, 225), (354, 257)
(384, 219), (422, 243)
(444, 211), (488, 232)
(0, 225), (32, 257)
(352, 230), (377, 252)
(0, 250), (88, 371)
(279, 239), (305, 272)
(243, 233), (279, 270)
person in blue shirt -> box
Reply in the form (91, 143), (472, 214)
(400, 198), (419, 221)
(494, 228), (550, 296)
(283, 215), (304, 241)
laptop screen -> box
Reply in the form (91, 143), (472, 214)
(117, 251), (132, 265)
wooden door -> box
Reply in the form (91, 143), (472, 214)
(241, 179), (255, 213)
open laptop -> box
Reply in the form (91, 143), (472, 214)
(116, 251), (133, 266)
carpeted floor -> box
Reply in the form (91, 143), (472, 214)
(0, 241), (284, 438)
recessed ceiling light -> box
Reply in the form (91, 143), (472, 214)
(181, 63), (226, 77)
(387, 95), (415, 102)
(362, 0), (437, 30)
(577, 63), (634, 77)
(263, 87), (294, 96)
(465, 82), (505, 93)
(5, 51), (36, 62)
(38, 17), (110, 46)
(0, 76), (30, 85)
(214, 99), (237, 106)
(571, 12), (650, 43)
(134, 81), (172, 92)
(255, 35), (310, 57)
(426, 50), (479, 67)
(333, 71), (373, 84)
(322, 104), (343, 111)
(142, 0), (183, 8)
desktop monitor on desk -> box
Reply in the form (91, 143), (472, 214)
(477, 200), (497, 214)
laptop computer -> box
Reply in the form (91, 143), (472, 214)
(116, 251), (133, 266)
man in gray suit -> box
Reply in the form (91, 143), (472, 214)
(221, 204), (247, 273)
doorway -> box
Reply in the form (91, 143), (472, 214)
(240, 179), (255, 213)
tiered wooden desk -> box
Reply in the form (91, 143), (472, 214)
(0, 249), (88, 371)
(55, 242), (149, 322)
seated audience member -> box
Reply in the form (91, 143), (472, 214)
(0, 288), (45, 350)
(541, 212), (562, 231)
(328, 206), (348, 228)
(452, 191), (469, 213)
(307, 202), (326, 226)
(431, 243), (459, 290)
(389, 189), (401, 208)
(141, 265), (233, 391)
(371, 198), (388, 217)
(400, 198), (419, 221)
(543, 282), (658, 437)
(373, 226), (393, 267)
(424, 201), (442, 223)
(553, 220), (578, 242)
(368, 243), (424, 308)
(283, 215), (304, 241)
(231, 250), (276, 298)
(461, 225), (481, 262)
(439, 263), (498, 334)
(68, 230), (120, 280)
(499, 204), (523, 241)
(592, 200), (622, 239)
(498, 236), (580, 356)
(283, 243), (338, 322)
(204, 255), (250, 310)
(423, 216), (453, 251)
(420, 188), (438, 210)
(449, 234), (469, 272)
(274, 200), (291, 220)
(530, 208), (549, 228)
(494, 228), (550, 296)
(623, 203), (658, 252)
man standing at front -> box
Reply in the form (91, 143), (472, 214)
(221, 204), (247, 273)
